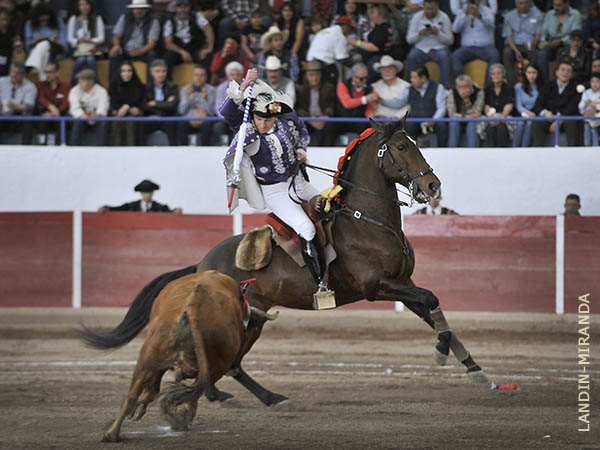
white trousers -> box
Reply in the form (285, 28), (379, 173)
(260, 176), (319, 240)
(25, 41), (51, 81)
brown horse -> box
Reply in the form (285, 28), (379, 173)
(83, 270), (275, 441)
(82, 116), (488, 408)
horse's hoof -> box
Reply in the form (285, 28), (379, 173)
(272, 399), (292, 410)
(268, 393), (289, 407)
(220, 397), (242, 409)
(101, 432), (120, 443)
(467, 369), (490, 384)
(433, 347), (448, 366)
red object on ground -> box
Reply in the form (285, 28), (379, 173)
(498, 383), (519, 390)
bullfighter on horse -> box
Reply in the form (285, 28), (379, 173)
(219, 68), (332, 299)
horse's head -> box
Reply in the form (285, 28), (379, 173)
(369, 115), (440, 203)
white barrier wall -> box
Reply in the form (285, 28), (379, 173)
(1, 145), (599, 215)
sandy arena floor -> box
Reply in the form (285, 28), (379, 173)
(0, 308), (598, 450)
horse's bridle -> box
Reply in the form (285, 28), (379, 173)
(376, 134), (434, 183)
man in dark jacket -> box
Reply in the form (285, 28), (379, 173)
(143, 59), (179, 145)
(295, 61), (336, 146)
(98, 179), (182, 213)
(531, 62), (582, 146)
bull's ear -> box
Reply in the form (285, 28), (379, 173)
(396, 111), (408, 131)
(369, 117), (386, 135)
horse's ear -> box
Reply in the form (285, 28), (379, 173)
(397, 112), (408, 131)
(369, 117), (386, 135)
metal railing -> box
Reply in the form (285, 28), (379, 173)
(0, 114), (591, 147)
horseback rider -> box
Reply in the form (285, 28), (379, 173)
(219, 68), (333, 300)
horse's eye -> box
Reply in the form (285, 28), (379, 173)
(396, 144), (406, 152)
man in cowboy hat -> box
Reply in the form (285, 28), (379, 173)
(296, 60), (336, 146)
(219, 68), (333, 302)
(257, 25), (299, 83)
(371, 55), (410, 119)
(109, 0), (160, 82)
(98, 179), (183, 213)
(263, 55), (295, 103)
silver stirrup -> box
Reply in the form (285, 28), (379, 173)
(313, 283), (336, 310)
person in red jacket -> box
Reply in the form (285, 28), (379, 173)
(209, 34), (249, 85)
(335, 62), (378, 135)
(35, 61), (70, 145)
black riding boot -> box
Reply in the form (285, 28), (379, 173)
(299, 237), (336, 309)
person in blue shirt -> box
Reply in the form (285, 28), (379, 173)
(513, 63), (542, 146)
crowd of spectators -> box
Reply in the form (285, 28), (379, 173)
(0, 0), (599, 147)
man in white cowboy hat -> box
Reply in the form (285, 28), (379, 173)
(109, 0), (160, 82)
(257, 25), (299, 83)
(371, 55), (411, 119)
(219, 68), (333, 301)
(263, 55), (295, 103)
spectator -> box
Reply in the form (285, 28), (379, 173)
(68, 68), (109, 146)
(579, 71), (600, 146)
(479, 63), (514, 147)
(513, 63), (542, 147)
(556, 29), (590, 85)
(331, 0), (370, 46)
(214, 60), (243, 145)
(295, 60), (336, 146)
(450, 0), (497, 16)
(109, 61), (145, 146)
(218, 0), (259, 46)
(347, 3), (394, 82)
(336, 62), (378, 136)
(0, 60), (35, 144)
(406, 0), (453, 89)
(502, 0), (543, 85)
(414, 190), (457, 214)
(24, 3), (67, 80)
(312, 0), (335, 25)
(451, 0), (499, 87)
(240, 9), (268, 65)
(263, 55), (295, 103)
(306, 16), (354, 85)
(98, 179), (183, 213)
(0, 7), (16, 76)
(536, 0), (582, 82)
(562, 193), (581, 216)
(591, 57), (600, 77)
(371, 55), (410, 119)
(35, 61), (70, 145)
(277, 2), (305, 57)
(108, 0), (159, 83)
(0, 0), (25, 40)
(531, 62), (581, 146)
(584, 0), (600, 58)
(66, 0), (105, 86)
(383, 65), (448, 147)
(163, 0), (215, 76)
(177, 64), (216, 145)
(257, 25), (299, 83)
(142, 59), (179, 145)
(447, 74), (484, 147)
(210, 33), (249, 84)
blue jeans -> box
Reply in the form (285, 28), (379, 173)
(71, 55), (98, 85)
(512, 120), (532, 147)
(406, 47), (452, 89)
(535, 45), (559, 85)
(451, 45), (500, 88)
(584, 122), (599, 146)
(448, 121), (479, 147)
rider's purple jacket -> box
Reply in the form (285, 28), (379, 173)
(220, 98), (310, 183)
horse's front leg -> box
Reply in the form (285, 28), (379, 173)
(376, 279), (489, 383)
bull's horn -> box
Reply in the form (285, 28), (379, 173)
(250, 307), (279, 321)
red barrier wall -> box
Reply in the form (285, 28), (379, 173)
(564, 217), (600, 313)
(0, 212), (72, 307)
(82, 213), (231, 306)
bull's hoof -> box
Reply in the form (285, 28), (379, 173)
(467, 367), (490, 384)
(220, 397), (242, 409)
(101, 432), (121, 443)
(272, 399), (292, 411)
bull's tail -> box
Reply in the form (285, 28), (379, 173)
(78, 264), (197, 349)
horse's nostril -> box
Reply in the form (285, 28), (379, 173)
(429, 182), (439, 193)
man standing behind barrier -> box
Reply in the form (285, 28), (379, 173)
(68, 68), (108, 146)
(98, 179), (183, 213)
(531, 62), (581, 146)
(562, 193), (581, 216)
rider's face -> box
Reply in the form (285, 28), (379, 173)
(253, 115), (276, 134)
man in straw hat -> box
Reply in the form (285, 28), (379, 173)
(98, 179), (183, 213)
(109, 0), (160, 81)
(257, 25), (299, 83)
(219, 68), (333, 300)
(68, 68), (109, 146)
(371, 55), (411, 119)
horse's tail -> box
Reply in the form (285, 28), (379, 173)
(78, 264), (197, 349)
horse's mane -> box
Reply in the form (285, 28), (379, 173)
(333, 127), (376, 188)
